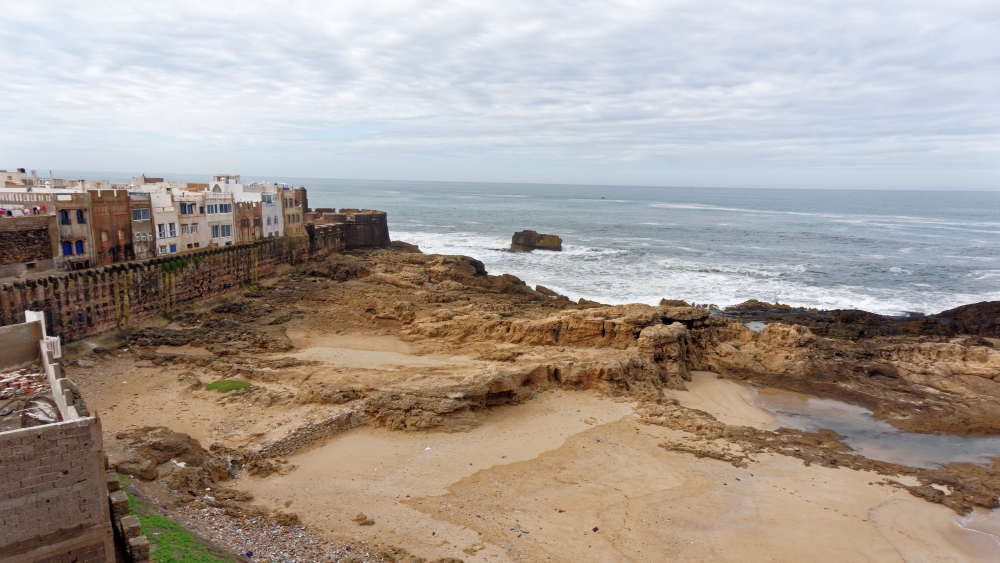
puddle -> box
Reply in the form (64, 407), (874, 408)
(744, 321), (768, 332)
(752, 387), (1000, 469)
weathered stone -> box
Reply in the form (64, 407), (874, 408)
(511, 230), (562, 251)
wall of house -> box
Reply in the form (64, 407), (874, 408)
(90, 190), (134, 265)
(128, 195), (156, 260)
(0, 216), (59, 279)
(0, 221), (353, 342)
(0, 417), (115, 563)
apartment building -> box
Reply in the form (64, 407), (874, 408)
(128, 192), (156, 259)
(173, 191), (210, 251)
(149, 190), (180, 255)
(90, 189), (134, 264)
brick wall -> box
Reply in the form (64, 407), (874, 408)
(0, 221), (362, 342)
(0, 216), (58, 267)
(0, 418), (114, 563)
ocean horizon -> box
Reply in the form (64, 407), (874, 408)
(55, 171), (1000, 316)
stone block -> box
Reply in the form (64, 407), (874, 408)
(128, 535), (151, 561)
(105, 472), (120, 492)
(120, 514), (142, 538)
(109, 489), (130, 520)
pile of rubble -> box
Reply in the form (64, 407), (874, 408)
(0, 367), (49, 399)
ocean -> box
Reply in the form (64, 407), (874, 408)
(304, 180), (1000, 316)
(66, 172), (1000, 316)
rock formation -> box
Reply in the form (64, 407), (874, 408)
(511, 230), (562, 251)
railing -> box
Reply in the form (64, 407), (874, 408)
(42, 336), (61, 359)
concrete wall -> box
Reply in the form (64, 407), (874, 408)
(0, 418), (114, 563)
(0, 320), (44, 372)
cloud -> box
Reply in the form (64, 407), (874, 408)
(0, 0), (997, 188)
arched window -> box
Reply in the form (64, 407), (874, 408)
(76, 210), (86, 224)
(59, 210), (70, 225)
(266, 217), (271, 225)
(118, 229), (124, 241)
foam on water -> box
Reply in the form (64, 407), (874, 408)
(291, 179), (1000, 315)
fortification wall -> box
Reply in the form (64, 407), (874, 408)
(0, 418), (115, 563)
(0, 223), (351, 342)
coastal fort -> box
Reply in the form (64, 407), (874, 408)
(3, 170), (1000, 562)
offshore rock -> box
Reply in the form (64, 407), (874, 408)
(511, 230), (563, 251)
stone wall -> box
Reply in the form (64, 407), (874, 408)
(0, 216), (58, 278)
(0, 220), (368, 343)
(0, 418), (115, 563)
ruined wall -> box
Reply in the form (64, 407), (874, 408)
(0, 418), (115, 563)
(0, 216), (59, 278)
(0, 223), (357, 342)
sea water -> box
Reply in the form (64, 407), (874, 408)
(77, 174), (1000, 315)
(752, 387), (1000, 469)
(298, 180), (1000, 315)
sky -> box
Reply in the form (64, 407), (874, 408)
(1, 0), (998, 189)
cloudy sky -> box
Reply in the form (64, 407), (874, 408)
(1, 0), (997, 188)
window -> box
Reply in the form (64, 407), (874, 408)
(169, 244), (176, 253)
(254, 218), (260, 226)
(60, 210), (70, 225)
(132, 208), (150, 221)
(211, 225), (220, 238)
(187, 243), (192, 249)
(241, 219), (249, 227)
(76, 210), (86, 224)
(135, 233), (141, 242)
(266, 217), (271, 225)
(157, 223), (166, 238)
(75, 240), (84, 254)
(199, 206), (205, 214)
(190, 224), (198, 233)
(168, 223), (177, 237)
(207, 204), (218, 214)
(101, 231), (108, 242)
(194, 242), (200, 248)
(221, 224), (232, 237)
(182, 224), (190, 235)
(159, 245), (167, 254)
(118, 229), (124, 241)
(62, 241), (73, 255)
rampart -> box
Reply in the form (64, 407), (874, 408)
(0, 211), (390, 342)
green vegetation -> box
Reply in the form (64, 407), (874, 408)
(117, 476), (234, 563)
(205, 379), (252, 393)
(247, 283), (262, 293)
(162, 255), (204, 274)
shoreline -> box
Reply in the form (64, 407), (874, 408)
(65, 247), (1000, 562)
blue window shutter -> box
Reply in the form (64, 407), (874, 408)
(62, 241), (73, 255)
(75, 240), (84, 254)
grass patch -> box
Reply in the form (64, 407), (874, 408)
(117, 476), (234, 563)
(205, 380), (252, 393)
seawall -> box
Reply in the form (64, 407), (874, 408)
(0, 215), (389, 343)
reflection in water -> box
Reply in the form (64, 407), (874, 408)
(752, 387), (1000, 469)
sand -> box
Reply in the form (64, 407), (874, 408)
(230, 370), (998, 562)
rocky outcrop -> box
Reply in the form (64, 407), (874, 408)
(511, 230), (562, 251)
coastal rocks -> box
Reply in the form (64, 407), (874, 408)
(510, 230), (562, 251)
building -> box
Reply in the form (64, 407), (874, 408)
(234, 201), (263, 243)
(0, 312), (124, 562)
(0, 215), (60, 278)
(173, 191), (210, 251)
(281, 188), (305, 236)
(128, 192), (156, 260)
(149, 190), (180, 256)
(53, 191), (94, 269)
(205, 190), (234, 247)
(90, 190), (134, 264)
